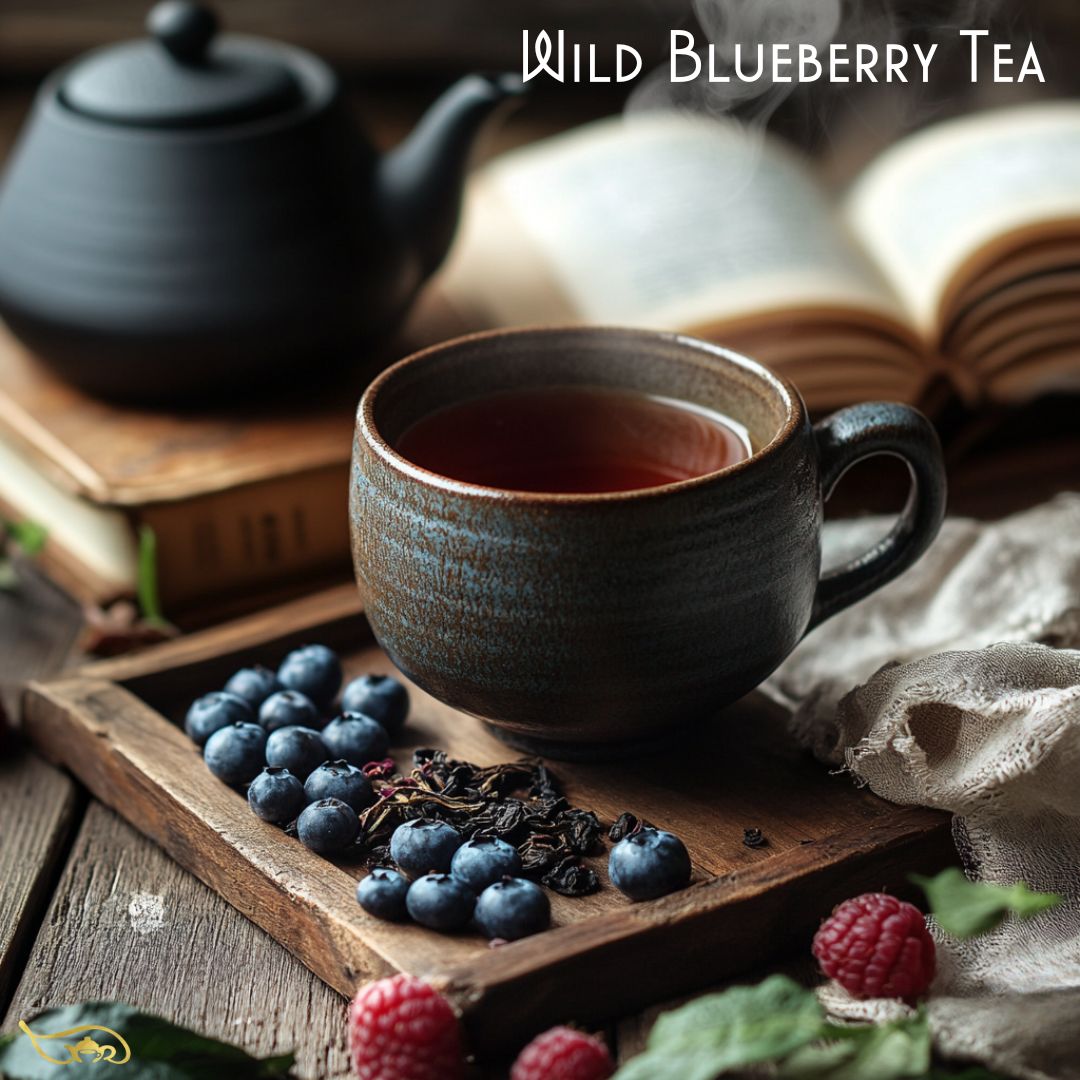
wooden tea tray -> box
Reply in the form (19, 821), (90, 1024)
(21, 586), (953, 1057)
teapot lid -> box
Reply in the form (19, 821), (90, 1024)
(60, 1), (304, 128)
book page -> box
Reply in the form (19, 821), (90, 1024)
(845, 102), (1080, 338)
(439, 112), (910, 336)
(0, 436), (135, 587)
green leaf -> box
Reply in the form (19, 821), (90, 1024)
(912, 868), (1062, 938)
(612, 975), (826, 1080)
(780, 1013), (931, 1080)
(4, 518), (48, 556)
(778, 1039), (858, 1077)
(0, 1002), (294, 1079)
(136, 525), (168, 627)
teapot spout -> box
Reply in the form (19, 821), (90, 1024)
(377, 73), (525, 279)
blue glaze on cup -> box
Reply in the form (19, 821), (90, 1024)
(349, 327), (946, 759)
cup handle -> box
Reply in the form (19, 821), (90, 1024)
(807, 402), (947, 631)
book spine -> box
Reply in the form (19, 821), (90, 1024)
(138, 464), (352, 617)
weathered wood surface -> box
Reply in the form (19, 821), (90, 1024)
(0, 569), (358, 1078)
(0, 568), (83, 1017)
(0, 752), (79, 1016)
(2, 802), (354, 1079)
(23, 600), (955, 1060)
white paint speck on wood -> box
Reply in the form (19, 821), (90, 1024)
(127, 892), (165, 934)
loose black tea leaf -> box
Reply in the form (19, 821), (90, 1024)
(609, 811), (654, 842)
(356, 749), (603, 895)
(562, 808), (604, 854)
(609, 812), (638, 841)
(519, 836), (561, 876)
(543, 856), (600, 897)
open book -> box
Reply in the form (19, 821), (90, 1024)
(435, 101), (1080, 415)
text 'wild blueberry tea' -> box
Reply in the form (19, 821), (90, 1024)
(394, 385), (752, 493)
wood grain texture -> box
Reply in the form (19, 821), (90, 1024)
(2, 802), (353, 1080)
(23, 597), (956, 1060)
(0, 326), (361, 506)
(0, 751), (79, 1016)
(0, 565), (84, 1015)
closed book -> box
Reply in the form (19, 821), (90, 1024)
(0, 327), (366, 620)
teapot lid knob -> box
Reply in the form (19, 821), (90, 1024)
(147, 1), (219, 64)
(61, 0), (311, 128)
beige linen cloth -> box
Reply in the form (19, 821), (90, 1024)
(765, 493), (1080, 1080)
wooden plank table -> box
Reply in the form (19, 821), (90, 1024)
(4, 801), (355, 1079)
(3, 445), (1079, 1075)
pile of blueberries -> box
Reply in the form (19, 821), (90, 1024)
(184, 644), (406, 853)
(360, 821), (550, 940)
(184, 642), (695, 943)
(358, 816), (693, 941)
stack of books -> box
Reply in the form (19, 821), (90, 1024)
(0, 329), (360, 619)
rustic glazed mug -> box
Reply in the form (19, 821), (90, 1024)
(350, 327), (946, 759)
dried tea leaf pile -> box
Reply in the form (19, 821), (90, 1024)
(357, 749), (604, 896)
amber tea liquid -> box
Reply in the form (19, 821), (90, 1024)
(394, 385), (751, 493)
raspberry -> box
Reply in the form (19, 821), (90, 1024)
(348, 975), (464, 1080)
(812, 892), (936, 1002)
(511, 1026), (614, 1080)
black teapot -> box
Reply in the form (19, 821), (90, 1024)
(0, 2), (523, 402)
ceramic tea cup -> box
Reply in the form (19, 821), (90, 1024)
(350, 327), (946, 759)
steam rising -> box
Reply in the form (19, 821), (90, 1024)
(628, 0), (1024, 129)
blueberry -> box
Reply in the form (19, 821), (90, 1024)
(304, 760), (375, 812)
(390, 819), (462, 878)
(405, 873), (475, 931)
(277, 644), (342, 709)
(356, 867), (410, 921)
(259, 689), (322, 733)
(341, 674), (410, 736)
(247, 766), (306, 823)
(203, 721), (267, 785)
(474, 877), (550, 941)
(321, 713), (389, 767)
(184, 691), (253, 746)
(265, 725), (329, 780)
(450, 837), (522, 893)
(224, 665), (283, 710)
(296, 797), (358, 854)
(608, 828), (691, 901)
